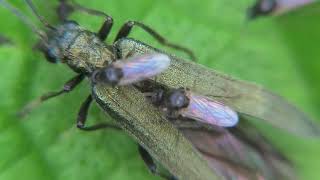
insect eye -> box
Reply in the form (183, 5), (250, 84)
(168, 90), (189, 109)
(45, 48), (58, 63)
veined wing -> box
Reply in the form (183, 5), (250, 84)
(181, 93), (238, 127)
(114, 53), (170, 85)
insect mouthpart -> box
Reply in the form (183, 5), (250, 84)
(43, 21), (81, 62)
(41, 45), (59, 63)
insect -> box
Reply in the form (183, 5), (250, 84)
(91, 53), (171, 86)
(140, 85), (238, 128)
(247, 0), (316, 19)
(1, 0), (317, 179)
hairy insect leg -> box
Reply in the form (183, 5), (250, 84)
(138, 145), (178, 180)
(18, 74), (84, 117)
(57, 0), (113, 41)
(114, 21), (196, 61)
(76, 95), (121, 131)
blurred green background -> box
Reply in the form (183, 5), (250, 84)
(0, 0), (319, 179)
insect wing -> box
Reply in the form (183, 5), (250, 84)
(114, 53), (170, 85)
(275, 0), (315, 14)
(176, 122), (295, 179)
(181, 93), (239, 127)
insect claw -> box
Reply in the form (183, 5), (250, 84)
(76, 121), (84, 128)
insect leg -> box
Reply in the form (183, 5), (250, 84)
(114, 21), (196, 61)
(138, 145), (178, 180)
(18, 74), (84, 117)
(57, 0), (113, 41)
(76, 95), (121, 131)
(56, 0), (74, 21)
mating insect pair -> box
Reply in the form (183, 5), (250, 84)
(93, 53), (238, 128)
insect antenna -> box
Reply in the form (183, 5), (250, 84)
(0, 0), (47, 41)
(25, 0), (55, 30)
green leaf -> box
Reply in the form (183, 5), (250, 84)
(0, 0), (319, 180)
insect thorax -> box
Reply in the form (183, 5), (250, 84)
(46, 21), (115, 74)
(64, 30), (115, 74)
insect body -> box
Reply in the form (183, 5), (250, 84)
(145, 87), (239, 127)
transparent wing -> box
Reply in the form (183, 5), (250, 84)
(114, 53), (170, 85)
(275, 0), (315, 15)
(181, 93), (239, 127)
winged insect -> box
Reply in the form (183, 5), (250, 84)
(247, 0), (315, 19)
(142, 86), (239, 128)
